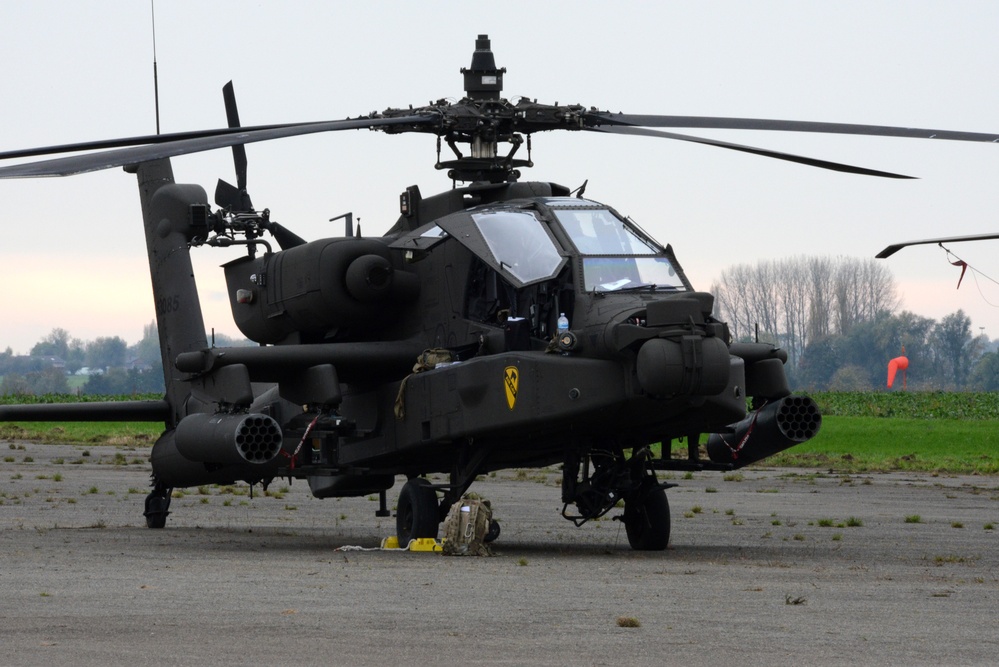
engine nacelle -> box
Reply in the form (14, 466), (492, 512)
(636, 336), (730, 397)
(223, 238), (420, 343)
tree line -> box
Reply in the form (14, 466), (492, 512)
(712, 256), (995, 391)
(0, 324), (251, 396)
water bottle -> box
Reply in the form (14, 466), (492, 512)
(557, 312), (569, 335)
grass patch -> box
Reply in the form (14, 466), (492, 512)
(811, 391), (999, 419)
(766, 416), (999, 474)
(0, 421), (159, 446)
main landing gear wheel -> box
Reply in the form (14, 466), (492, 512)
(144, 485), (172, 529)
(396, 477), (440, 545)
(623, 485), (670, 551)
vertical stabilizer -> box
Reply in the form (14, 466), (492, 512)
(134, 159), (208, 427)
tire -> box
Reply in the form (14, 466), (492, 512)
(396, 478), (439, 545)
(144, 491), (171, 530)
(624, 485), (670, 551)
(484, 519), (501, 543)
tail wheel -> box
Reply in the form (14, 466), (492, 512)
(624, 484), (670, 551)
(144, 485), (172, 529)
(396, 477), (440, 545)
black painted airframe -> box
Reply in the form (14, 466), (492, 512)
(3, 36), (996, 549)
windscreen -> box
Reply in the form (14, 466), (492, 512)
(553, 208), (658, 255)
(552, 207), (685, 292)
(471, 210), (563, 284)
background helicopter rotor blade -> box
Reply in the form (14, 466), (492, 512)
(585, 112), (999, 144)
(0, 115), (437, 179)
(588, 125), (915, 178)
(876, 233), (999, 258)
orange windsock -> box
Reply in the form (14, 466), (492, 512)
(887, 356), (909, 389)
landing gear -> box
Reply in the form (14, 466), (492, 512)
(144, 483), (172, 529)
(396, 477), (440, 545)
(561, 444), (672, 550)
(623, 483), (671, 551)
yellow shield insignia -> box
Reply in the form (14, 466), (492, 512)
(503, 366), (519, 410)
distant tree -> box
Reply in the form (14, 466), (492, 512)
(713, 255), (899, 371)
(130, 322), (160, 365)
(833, 258), (899, 335)
(83, 367), (162, 395)
(85, 336), (128, 371)
(798, 335), (841, 390)
(0, 374), (30, 395)
(805, 257), (834, 341)
(970, 351), (999, 391)
(209, 332), (255, 347)
(828, 364), (871, 391)
(797, 310), (936, 390)
(0, 367), (69, 396)
(929, 310), (978, 389)
(65, 339), (85, 373)
(0, 347), (13, 376)
(28, 367), (70, 394)
(0, 355), (43, 376)
(839, 318), (883, 387)
(30, 328), (72, 359)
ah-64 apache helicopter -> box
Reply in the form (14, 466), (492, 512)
(2, 35), (997, 550)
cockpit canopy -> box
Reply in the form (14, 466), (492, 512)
(392, 196), (688, 292)
(470, 210), (564, 284)
(547, 202), (686, 292)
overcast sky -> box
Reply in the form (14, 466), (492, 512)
(3, 0), (999, 354)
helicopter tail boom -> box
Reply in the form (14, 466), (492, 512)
(0, 400), (170, 422)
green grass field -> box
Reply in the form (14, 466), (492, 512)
(767, 416), (999, 474)
(2, 391), (998, 474)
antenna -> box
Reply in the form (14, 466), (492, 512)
(329, 212), (355, 237)
(151, 0), (160, 135)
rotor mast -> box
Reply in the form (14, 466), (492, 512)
(462, 35), (506, 163)
(378, 34), (587, 184)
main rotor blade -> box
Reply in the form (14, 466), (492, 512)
(0, 115), (436, 178)
(876, 233), (999, 258)
(222, 81), (248, 191)
(586, 113), (999, 144)
(0, 124), (308, 162)
(588, 125), (915, 178)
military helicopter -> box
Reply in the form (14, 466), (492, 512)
(3, 35), (997, 551)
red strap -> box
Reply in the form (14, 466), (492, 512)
(950, 257), (968, 289)
(721, 402), (765, 460)
(281, 414), (321, 470)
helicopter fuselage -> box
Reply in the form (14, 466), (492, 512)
(142, 173), (815, 511)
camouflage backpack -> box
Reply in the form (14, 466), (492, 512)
(441, 495), (493, 556)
